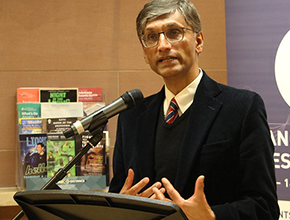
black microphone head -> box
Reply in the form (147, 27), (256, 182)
(122, 89), (144, 108)
(63, 128), (74, 139)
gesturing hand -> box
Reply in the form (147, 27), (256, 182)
(153, 175), (216, 220)
(120, 168), (162, 198)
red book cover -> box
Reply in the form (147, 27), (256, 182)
(17, 88), (39, 103)
(78, 87), (103, 102)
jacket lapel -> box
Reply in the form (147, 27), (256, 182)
(134, 89), (165, 184)
(175, 73), (223, 194)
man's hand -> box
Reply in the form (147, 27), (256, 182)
(153, 175), (216, 220)
(120, 168), (162, 197)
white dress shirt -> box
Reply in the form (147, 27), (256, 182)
(164, 69), (203, 117)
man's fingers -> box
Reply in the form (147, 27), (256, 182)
(150, 187), (166, 199)
(152, 187), (172, 202)
(120, 169), (134, 194)
(128, 177), (150, 195)
(139, 181), (162, 197)
(162, 178), (184, 204)
(152, 187), (165, 199)
(193, 175), (205, 199)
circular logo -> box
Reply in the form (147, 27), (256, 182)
(275, 30), (290, 107)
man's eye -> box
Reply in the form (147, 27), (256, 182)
(147, 34), (158, 41)
(167, 29), (181, 38)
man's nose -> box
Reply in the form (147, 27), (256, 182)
(158, 33), (171, 50)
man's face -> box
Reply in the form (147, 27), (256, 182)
(142, 11), (203, 82)
(36, 144), (44, 154)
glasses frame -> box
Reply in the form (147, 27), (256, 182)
(141, 27), (196, 48)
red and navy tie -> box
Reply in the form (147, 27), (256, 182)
(165, 98), (179, 124)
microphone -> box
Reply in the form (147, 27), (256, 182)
(63, 89), (143, 138)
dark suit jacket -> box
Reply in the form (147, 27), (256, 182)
(109, 72), (279, 220)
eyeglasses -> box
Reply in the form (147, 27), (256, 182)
(141, 27), (195, 48)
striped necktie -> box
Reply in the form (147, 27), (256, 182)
(165, 98), (179, 124)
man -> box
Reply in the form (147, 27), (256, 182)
(24, 143), (47, 177)
(109, 0), (279, 219)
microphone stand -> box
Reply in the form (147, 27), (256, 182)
(12, 118), (108, 220)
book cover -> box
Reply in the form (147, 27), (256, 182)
(77, 131), (107, 176)
(40, 88), (78, 103)
(17, 88), (39, 103)
(78, 87), (104, 116)
(17, 103), (42, 134)
(78, 87), (103, 102)
(44, 117), (79, 133)
(41, 102), (83, 119)
(19, 118), (43, 134)
(19, 134), (47, 180)
(46, 134), (76, 178)
(17, 103), (41, 119)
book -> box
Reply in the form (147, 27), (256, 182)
(78, 87), (103, 102)
(19, 118), (43, 134)
(43, 117), (79, 133)
(40, 88), (78, 103)
(46, 134), (76, 178)
(19, 134), (47, 180)
(17, 103), (42, 134)
(41, 102), (83, 118)
(79, 87), (104, 116)
(17, 88), (39, 103)
(17, 103), (41, 119)
(77, 131), (107, 176)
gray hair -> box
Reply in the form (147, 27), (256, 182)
(136, 0), (202, 38)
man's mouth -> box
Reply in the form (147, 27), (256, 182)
(158, 57), (177, 63)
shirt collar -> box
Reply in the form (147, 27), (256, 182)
(164, 69), (203, 116)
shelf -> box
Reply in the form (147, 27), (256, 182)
(0, 187), (18, 206)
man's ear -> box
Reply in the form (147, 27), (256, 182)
(195, 32), (204, 54)
(143, 47), (149, 64)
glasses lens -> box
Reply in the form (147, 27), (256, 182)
(142, 33), (159, 48)
(142, 27), (185, 48)
(165, 28), (183, 43)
